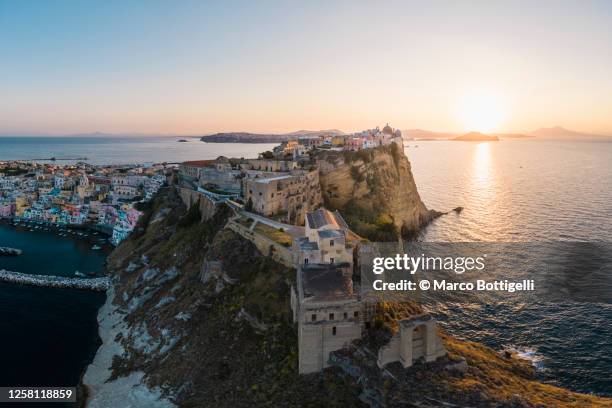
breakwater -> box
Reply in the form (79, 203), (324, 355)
(0, 269), (110, 291)
(0, 247), (22, 256)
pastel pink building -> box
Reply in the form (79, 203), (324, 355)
(0, 203), (14, 218)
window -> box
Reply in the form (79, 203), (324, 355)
(330, 257), (334, 263)
(343, 312), (348, 319)
(304, 258), (309, 264)
(332, 327), (337, 336)
(329, 313), (334, 320)
(354, 311), (359, 318)
(311, 314), (316, 322)
(330, 239), (334, 246)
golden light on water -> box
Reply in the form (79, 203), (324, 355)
(470, 141), (501, 238)
(473, 142), (492, 182)
(456, 88), (506, 133)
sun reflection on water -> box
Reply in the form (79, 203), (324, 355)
(473, 142), (492, 182)
(469, 142), (503, 239)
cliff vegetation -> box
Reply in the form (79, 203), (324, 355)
(317, 144), (439, 241)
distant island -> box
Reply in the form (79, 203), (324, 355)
(452, 132), (500, 142)
(200, 129), (344, 143)
(494, 133), (534, 139)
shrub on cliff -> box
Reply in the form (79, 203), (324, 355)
(341, 200), (399, 241)
(349, 165), (364, 182)
(178, 202), (201, 228)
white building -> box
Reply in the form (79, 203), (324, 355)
(296, 209), (359, 266)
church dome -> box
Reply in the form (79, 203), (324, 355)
(394, 129), (402, 137)
(382, 123), (393, 135)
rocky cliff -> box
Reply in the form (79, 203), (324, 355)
(81, 187), (612, 407)
(82, 187), (362, 407)
(317, 144), (438, 240)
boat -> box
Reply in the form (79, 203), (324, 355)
(91, 245), (102, 250)
(74, 271), (86, 277)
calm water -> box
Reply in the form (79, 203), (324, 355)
(0, 136), (276, 164)
(407, 140), (612, 242)
(407, 140), (612, 396)
(0, 223), (107, 397)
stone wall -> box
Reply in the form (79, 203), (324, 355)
(227, 219), (294, 268)
(298, 319), (362, 374)
(175, 187), (218, 221)
(377, 314), (446, 369)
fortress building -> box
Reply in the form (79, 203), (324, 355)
(291, 209), (446, 374)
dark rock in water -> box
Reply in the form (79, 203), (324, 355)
(177, 139), (189, 142)
(453, 206), (464, 214)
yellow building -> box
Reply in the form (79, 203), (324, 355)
(331, 136), (345, 146)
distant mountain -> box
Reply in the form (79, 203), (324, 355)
(200, 129), (344, 143)
(493, 133), (533, 139)
(402, 129), (457, 140)
(529, 126), (612, 140)
(452, 132), (499, 142)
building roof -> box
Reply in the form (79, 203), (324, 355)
(181, 160), (216, 168)
(296, 236), (319, 251)
(300, 263), (354, 301)
(317, 229), (345, 239)
(306, 208), (349, 230)
(252, 174), (293, 184)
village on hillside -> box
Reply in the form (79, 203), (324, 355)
(0, 161), (167, 245)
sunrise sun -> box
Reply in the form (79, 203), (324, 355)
(457, 88), (506, 133)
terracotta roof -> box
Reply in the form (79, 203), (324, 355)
(181, 160), (216, 168)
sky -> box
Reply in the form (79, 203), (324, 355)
(1, 0), (611, 136)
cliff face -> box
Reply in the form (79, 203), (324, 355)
(317, 144), (437, 240)
(82, 187), (362, 407)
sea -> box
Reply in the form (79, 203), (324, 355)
(407, 139), (612, 396)
(0, 222), (108, 403)
(0, 136), (610, 397)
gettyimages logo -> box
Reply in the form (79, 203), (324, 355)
(372, 253), (487, 275)
(361, 242), (612, 303)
